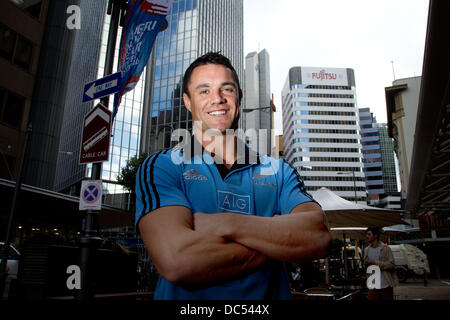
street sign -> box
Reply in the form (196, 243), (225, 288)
(82, 72), (121, 103)
(79, 103), (111, 164)
(79, 180), (102, 211)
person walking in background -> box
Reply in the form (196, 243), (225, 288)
(364, 227), (399, 300)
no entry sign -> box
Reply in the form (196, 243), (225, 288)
(79, 180), (102, 211)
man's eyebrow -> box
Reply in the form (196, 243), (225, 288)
(194, 83), (211, 91)
(194, 81), (237, 91)
(222, 81), (237, 88)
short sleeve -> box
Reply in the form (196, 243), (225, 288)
(279, 159), (318, 214)
(135, 151), (192, 228)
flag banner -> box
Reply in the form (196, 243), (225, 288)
(113, 0), (173, 120)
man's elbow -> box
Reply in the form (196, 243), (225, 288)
(294, 227), (332, 263)
(315, 228), (332, 259)
(157, 256), (197, 285)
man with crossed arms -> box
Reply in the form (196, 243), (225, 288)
(136, 52), (331, 299)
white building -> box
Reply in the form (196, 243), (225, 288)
(282, 66), (365, 203)
(385, 76), (421, 199)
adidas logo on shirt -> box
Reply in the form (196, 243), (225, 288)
(183, 169), (208, 181)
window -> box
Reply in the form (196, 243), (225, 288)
(14, 36), (33, 70)
(0, 23), (33, 71)
(9, 0), (43, 19)
(0, 24), (15, 60)
(1, 90), (24, 127)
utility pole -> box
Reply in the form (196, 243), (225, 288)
(75, 0), (127, 301)
(0, 123), (32, 300)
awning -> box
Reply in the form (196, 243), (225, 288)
(311, 187), (406, 229)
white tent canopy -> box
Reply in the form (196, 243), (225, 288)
(310, 187), (406, 229)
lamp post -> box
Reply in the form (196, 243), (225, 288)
(337, 169), (358, 203)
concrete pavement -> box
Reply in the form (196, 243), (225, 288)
(394, 278), (450, 300)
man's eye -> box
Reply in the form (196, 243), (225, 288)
(200, 89), (209, 94)
(223, 87), (235, 93)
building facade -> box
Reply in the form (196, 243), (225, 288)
(359, 107), (384, 200)
(54, 0), (107, 194)
(376, 122), (398, 194)
(244, 49), (272, 153)
(385, 76), (421, 199)
(282, 66), (365, 203)
(0, 0), (49, 182)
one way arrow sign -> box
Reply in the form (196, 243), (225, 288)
(82, 72), (121, 103)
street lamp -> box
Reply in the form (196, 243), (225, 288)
(337, 169), (358, 203)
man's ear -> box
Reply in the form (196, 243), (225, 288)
(183, 93), (192, 112)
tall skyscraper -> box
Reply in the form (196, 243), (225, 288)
(282, 66), (365, 203)
(358, 107), (399, 205)
(359, 107), (384, 201)
(244, 49), (272, 153)
(376, 122), (398, 194)
(54, 0), (107, 193)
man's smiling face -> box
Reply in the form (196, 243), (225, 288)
(183, 63), (240, 135)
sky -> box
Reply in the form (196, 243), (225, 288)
(243, 0), (430, 134)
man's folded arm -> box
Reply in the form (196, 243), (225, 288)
(138, 205), (268, 286)
(193, 202), (332, 263)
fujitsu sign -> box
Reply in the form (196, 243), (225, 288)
(301, 67), (349, 86)
(312, 70), (337, 81)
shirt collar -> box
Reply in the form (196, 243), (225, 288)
(184, 134), (260, 166)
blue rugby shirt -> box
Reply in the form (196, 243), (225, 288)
(135, 142), (316, 300)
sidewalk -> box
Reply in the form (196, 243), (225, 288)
(394, 278), (450, 300)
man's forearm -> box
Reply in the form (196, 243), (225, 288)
(193, 202), (331, 263)
(139, 208), (268, 287)
(170, 232), (269, 287)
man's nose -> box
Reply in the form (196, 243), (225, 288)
(210, 88), (226, 104)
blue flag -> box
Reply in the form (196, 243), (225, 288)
(113, 0), (173, 120)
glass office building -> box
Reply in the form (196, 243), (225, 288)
(359, 107), (384, 199)
(54, 0), (107, 193)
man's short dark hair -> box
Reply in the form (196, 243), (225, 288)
(366, 227), (381, 239)
(182, 52), (243, 105)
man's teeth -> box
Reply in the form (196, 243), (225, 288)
(208, 110), (226, 116)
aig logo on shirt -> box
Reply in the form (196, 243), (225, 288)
(218, 191), (250, 214)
